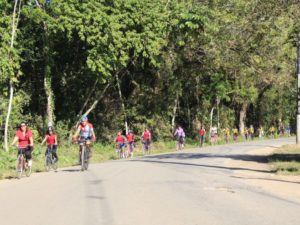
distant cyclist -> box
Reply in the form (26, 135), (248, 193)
(232, 127), (238, 142)
(249, 125), (254, 140)
(141, 128), (151, 154)
(223, 127), (230, 144)
(41, 126), (58, 162)
(199, 126), (206, 147)
(115, 131), (126, 158)
(126, 130), (135, 158)
(73, 115), (96, 162)
(174, 125), (185, 150)
(11, 122), (34, 168)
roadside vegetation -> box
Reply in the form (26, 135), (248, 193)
(268, 145), (300, 175)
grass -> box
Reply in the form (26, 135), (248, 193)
(0, 134), (294, 179)
(268, 145), (300, 175)
(0, 139), (199, 180)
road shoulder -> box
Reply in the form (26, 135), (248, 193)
(226, 147), (300, 202)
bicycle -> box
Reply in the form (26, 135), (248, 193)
(142, 140), (150, 155)
(115, 143), (125, 159)
(79, 139), (90, 171)
(176, 136), (184, 151)
(44, 145), (58, 172)
(127, 141), (135, 158)
(16, 148), (32, 179)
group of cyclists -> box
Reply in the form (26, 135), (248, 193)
(198, 124), (291, 147)
(114, 128), (152, 158)
(11, 116), (96, 175)
(10, 115), (154, 176)
(11, 115), (290, 177)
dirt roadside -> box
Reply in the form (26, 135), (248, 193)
(226, 147), (300, 202)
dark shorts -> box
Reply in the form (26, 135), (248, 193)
(45, 145), (57, 155)
(117, 143), (125, 149)
(18, 147), (32, 161)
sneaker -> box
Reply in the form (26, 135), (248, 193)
(28, 160), (32, 167)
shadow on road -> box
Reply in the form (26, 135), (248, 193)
(133, 159), (275, 174)
(143, 152), (269, 163)
(142, 151), (300, 164)
(61, 168), (82, 173)
(231, 175), (300, 185)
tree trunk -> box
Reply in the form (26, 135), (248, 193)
(209, 106), (215, 135)
(4, 0), (20, 152)
(69, 82), (110, 140)
(171, 94), (179, 132)
(43, 22), (55, 126)
(239, 102), (248, 135)
(116, 73), (128, 134)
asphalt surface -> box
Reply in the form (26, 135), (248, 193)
(0, 138), (299, 225)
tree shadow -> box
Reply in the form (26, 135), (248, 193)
(61, 168), (82, 173)
(268, 154), (300, 163)
(144, 152), (270, 163)
(133, 159), (275, 174)
(231, 175), (300, 185)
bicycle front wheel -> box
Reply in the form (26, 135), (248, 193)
(45, 155), (51, 172)
(81, 146), (86, 171)
(25, 165), (32, 177)
(16, 156), (23, 179)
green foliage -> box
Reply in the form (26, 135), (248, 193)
(0, 0), (299, 150)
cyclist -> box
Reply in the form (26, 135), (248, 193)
(41, 126), (58, 162)
(199, 126), (206, 147)
(174, 125), (185, 150)
(258, 126), (264, 139)
(73, 115), (96, 162)
(244, 127), (249, 141)
(115, 131), (126, 158)
(232, 127), (238, 142)
(249, 125), (255, 140)
(269, 126), (275, 138)
(11, 122), (34, 168)
(141, 128), (151, 154)
(126, 130), (135, 158)
(223, 127), (230, 144)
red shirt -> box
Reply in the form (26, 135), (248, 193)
(126, 133), (134, 142)
(199, 129), (206, 136)
(142, 131), (151, 140)
(46, 134), (57, 145)
(115, 135), (125, 144)
(16, 129), (32, 148)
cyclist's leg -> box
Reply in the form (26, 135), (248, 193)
(25, 146), (33, 167)
(17, 148), (24, 172)
(52, 145), (58, 161)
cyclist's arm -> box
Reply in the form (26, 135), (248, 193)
(29, 136), (34, 147)
(11, 136), (18, 147)
(41, 136), (47, 145)
(54, 135), (58, 145)
(73, 127), (81, 140)
(91, 130), (96, 141)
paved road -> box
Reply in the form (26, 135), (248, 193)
(0, 138), (299, 225)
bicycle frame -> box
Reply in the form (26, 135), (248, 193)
(45, 145), (57, 172)
(16, 149), (31, 179)
(79, 139), (89, 171)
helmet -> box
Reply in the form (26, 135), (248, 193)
(81, 115), (88, 122)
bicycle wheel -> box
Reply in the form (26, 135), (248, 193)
(52, 157), (58, 171)
(25, 165), (32, 177)
(84, 149), (89, 170)
(81, 145), (86, 171)
(45, 154), (51, 172)
(16, 156), (23, 179)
